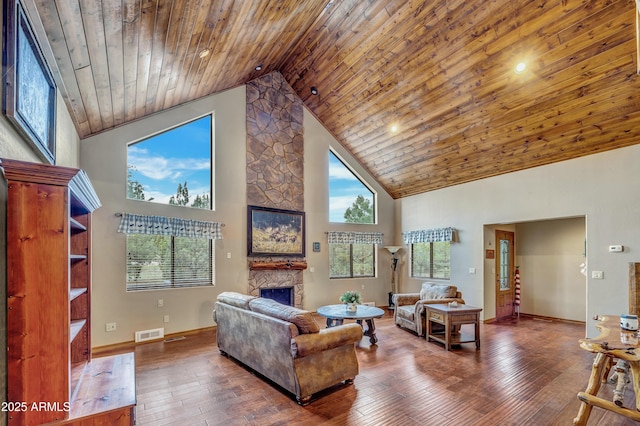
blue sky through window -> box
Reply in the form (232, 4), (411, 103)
(329, 150), (374, 222)
(127, 115), (212, 206)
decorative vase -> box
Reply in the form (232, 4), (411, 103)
(346, 303), (357, 313)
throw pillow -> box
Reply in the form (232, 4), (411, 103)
(217, 292), (256, 310)
(420, 283), (457, 300)
(249, 298), (320, 334)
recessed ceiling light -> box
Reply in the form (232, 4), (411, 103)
(515, 62), (527, 74)
(198, 48), (211, 59)
(390, 125), (398, 133)
(310, 87), (318, 95)
(255, 64), (263, 71)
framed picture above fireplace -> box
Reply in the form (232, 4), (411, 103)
(248, 205), (305, 257)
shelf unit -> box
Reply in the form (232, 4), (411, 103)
(2, 158), (135, 425)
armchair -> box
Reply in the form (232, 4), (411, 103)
(393, 282), (465, 336)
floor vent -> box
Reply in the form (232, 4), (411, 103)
(164, 336), (185, 343)
(362, 302), (376, 307)
(135, 327), (165, 343)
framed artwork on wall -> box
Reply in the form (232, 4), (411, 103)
(248, 205), (305, 257)
(3, 0), (56, 164)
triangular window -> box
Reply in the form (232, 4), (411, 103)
(328, 150), (375, 223)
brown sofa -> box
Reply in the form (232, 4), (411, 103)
(213, 292), (363, 405)
(393, 282), (465, 336)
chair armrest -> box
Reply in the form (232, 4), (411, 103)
(394, 293), (420, 306)
(291, 323), (363, 358)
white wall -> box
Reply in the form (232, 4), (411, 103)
(81, 86), (396, 347)
(515, 217), (586, 321)
(398, 145), (640, 336)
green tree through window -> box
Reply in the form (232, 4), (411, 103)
(344, 195), (373, 223)
(411, 242), (451, 279)
(328, 150), (376, 278)
(329, 243), (375, 279)
(126, 234), (213, 291)
(329, 150), (374, 223)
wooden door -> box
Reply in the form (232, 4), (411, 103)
(495, 230), (515, 320)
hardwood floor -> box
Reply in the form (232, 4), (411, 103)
(100, 311), (639, 425)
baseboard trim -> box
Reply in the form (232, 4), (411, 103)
(93, 326), (216, 356)
(483, 313), (585, 325)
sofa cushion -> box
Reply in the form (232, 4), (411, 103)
(217, 292), (256, 310)
(249, 298), (320, 334)
(420, 283), (457, 300)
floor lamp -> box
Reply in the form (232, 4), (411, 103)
(384, 246), (402, 309)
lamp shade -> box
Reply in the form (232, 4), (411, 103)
(384, 246), (402, 255)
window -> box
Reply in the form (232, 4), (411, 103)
(328, 150), (375, 223)
(329, 243), (375, 278)
(118, 213), (222, 291)
(127, 115), (212, 209)
(126, 235), (213, 291)
(327, 231), (382, 279)
(411, 241), (451, 279)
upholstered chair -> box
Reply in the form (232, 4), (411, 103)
(393, 282), (465, 336)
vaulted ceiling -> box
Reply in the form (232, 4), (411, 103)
(23, 0), (640, 198)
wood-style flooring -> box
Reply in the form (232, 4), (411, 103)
(99, 311), (639, 425)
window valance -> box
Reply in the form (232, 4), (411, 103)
(327, 231), (383, 245)
(402, 227), (454, 244)
(117, 213), (223, 239)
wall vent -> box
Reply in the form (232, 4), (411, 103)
(135, 327), (164, 343)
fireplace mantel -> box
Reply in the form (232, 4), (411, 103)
(249, 260), (308, 271)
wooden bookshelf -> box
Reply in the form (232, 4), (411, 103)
(2, 158), (135, 425)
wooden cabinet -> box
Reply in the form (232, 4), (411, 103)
(2, 159), (135, 425)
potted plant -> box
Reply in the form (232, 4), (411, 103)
(340, 290), (362, 312)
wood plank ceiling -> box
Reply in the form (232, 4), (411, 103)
(26, 0), (640, 198)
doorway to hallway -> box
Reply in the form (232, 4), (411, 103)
(484, 217), (586, 322)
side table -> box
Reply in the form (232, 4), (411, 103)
(573, 315), (640, 425)
(316, 304), (385, 344)
(426, 304), (482, 351)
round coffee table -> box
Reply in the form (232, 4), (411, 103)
(316, 304), (385, 344)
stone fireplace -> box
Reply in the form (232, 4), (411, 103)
(246, 72), (305, 309)
(260, 286), (294, 307)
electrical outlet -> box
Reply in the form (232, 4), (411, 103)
(361, 284), (365, 290)
(158, 299), (164, 307)
(164, 315), (170, 323)
(106, 322), (116, 332)
(592, 271), (604, 279)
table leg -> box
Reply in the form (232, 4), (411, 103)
(363, 319), (378, 345)
(475, 314), (480, 349)
(444, 315), (451, 351)
(326, 318), (344, 327)
(574, 352), (609, 426)
(628, 361), (640, 411)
